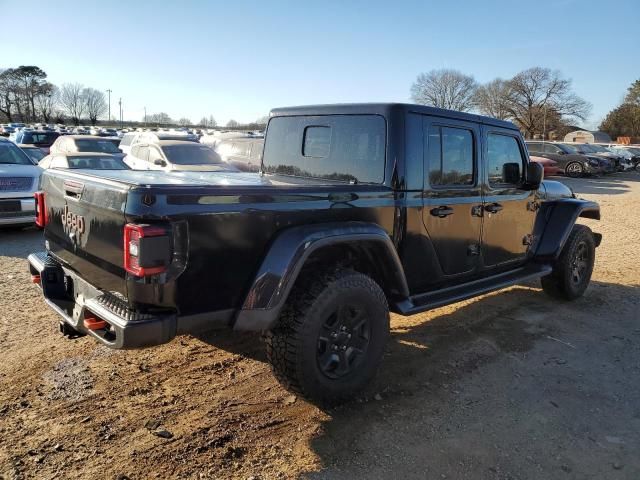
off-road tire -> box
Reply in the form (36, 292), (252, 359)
(541, 224), (595, 300)
(265, 269), (389, 405)
(565, 162), (584, 178)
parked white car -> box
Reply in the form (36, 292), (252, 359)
(0, 137), (42, 226)
(50, 135), (124, 160)
(124, 140), (234, 172)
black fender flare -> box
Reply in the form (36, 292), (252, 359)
(533, 198), (601, 263)
(233, 222), (409, 331)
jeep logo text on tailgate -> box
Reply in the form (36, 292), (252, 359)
(62, 205), (86, 235)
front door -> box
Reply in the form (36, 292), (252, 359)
(422, 120), (483, 278)
(481, 128), (537, 267)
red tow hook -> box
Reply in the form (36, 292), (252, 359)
(83, 313), (108, 331)
(31, 274), (41, 284)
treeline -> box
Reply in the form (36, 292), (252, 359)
(144, 113), (268, 130)
(0, 66), (108, 126)
(599, 80), (640, 140)
(410, 66), (592, 139)
(0, 65), (269, 129)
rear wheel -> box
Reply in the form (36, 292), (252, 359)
(565, 162), (584, 178)
(265, 269), (389, 405)
(541, 224), (595, 300)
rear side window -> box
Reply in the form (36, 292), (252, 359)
(486, 134), (525, 187)
(526, 142), (542, 153)
(427, 126), (474, 186)
(263, 115), (386, 183)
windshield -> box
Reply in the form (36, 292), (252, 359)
(559, 143), (578, 154)
(21, 148), (45, 163)
(75, 138), (120, 153)
(20, 131), (59, 145)
(67, 155), (128, 169)
(0, 143), (35, 165)
(162, 144), (224, 165)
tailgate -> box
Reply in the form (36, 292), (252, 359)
(41, 170), (130, 296)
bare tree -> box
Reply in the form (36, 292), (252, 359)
(59, 83), (86, 125)
(198, 116), (208, 127)
(256, 115), (269, 126)
(208, 115), (217, 127)
(505, 67), (591, 139)
(226, 119), (239, 128)
(178, 117), (191, 127)
(83, 88), (107, 125)
(34, 83), (58, 123)
(474, 79), (512, 120)
(148, 112), (172, 126)
(410, 69), (478, 112)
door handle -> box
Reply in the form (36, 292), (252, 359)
(485, 203), (503, 214)
(430, 206), (454, 218)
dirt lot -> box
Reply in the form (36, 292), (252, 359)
(1, 173), (639, 480)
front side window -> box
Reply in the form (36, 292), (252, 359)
(137, 146), (149, 162)
(427, 126), (474, 186)
(263, 115), (386, 183)
(148, 147), (164, 163)
(543, 144), (562, 154)
(486, 134), (525, 187)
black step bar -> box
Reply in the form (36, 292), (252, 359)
(394, 264), (553, 316)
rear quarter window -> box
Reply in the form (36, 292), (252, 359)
(263, 115), (386, 183)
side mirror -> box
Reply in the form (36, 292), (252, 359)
(503, 162), (521, 184)
(524, 162), (543, 190)
(154, 159), (167, 167)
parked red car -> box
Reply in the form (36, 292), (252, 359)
(530, 155), (562, 177)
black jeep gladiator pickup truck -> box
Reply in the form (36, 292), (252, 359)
(28, 103), (601, 403)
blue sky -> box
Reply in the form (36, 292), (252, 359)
(1, 0), (638, 128)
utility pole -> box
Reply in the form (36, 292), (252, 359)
(106, 89), (112, 124)
(119, 98), (122, 128)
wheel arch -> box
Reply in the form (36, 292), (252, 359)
(533, 198), (600, 263)
(234, 222), (409, 331)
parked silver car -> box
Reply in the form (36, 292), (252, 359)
(0, 137), (42, 226)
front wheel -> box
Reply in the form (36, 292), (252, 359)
(265, 269), (389, 405)
(565, 162), (584, 178)
(541, 224), (596, 300)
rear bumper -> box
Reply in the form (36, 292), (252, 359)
(28, 251), (177, 349)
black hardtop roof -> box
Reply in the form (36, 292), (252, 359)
(270, 103), (518, 130)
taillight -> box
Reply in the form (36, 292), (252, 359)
(34, 191), (47, 227)
(123, 224), (171, 277)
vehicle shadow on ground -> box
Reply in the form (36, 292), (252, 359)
(554, 172), (640, 195)
(303, 280), (640, 478)
(193, 279), (636, 388)
(0, 227), (43, 258)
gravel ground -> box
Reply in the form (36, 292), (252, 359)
(0, 173), (639, 480)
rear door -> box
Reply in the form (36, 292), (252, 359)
(480, 128), (537, 267)
(421, 118), (483, 278)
